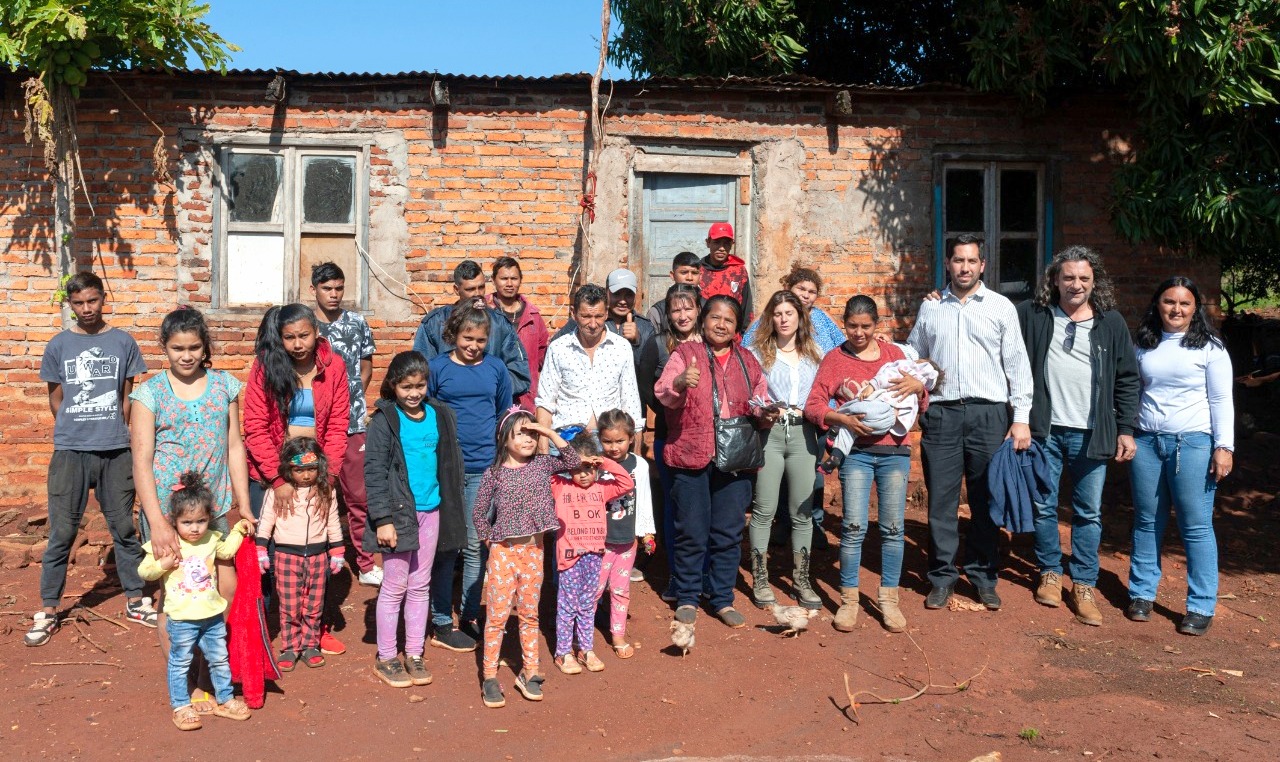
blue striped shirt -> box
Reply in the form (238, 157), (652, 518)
(907, 283), (1033, 423)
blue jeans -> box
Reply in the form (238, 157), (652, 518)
(653, 438), (677, 575)
(1128, 432), (1219, 616)
(838, 451), (909, 589)
(166, 616), (233, 710)
(430, 472), (485, 627)
(670, 465), (752, 610)
(1032, 427), (1109, 586)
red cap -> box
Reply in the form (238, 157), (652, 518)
(707, 222), (734, 240)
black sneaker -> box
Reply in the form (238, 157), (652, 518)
(1177, 612), (1213, 636)
(481, 678), (506, 708)
(974, 586), (1002, 611)
(819, 451), (845, 475)
(515, 672), (544, 701)
(429, 624), (477, 653)
(459, 618), (483, 642)
(1126, 598), (1154, 622)
(374, 657), (412, 688)
(674, 605), (697, 624)
(404, 655), (433, 686)
(924, 584), (955, 610)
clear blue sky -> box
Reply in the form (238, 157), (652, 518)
(202, 0), (630, 78)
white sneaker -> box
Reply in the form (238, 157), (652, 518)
(629, 568), (645, 583)
(358, 566), (384, 587)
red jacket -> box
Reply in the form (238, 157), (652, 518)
(699, 254), (753, 321)
(487, 293), (550, 411)
(243, 338), (350, 487)
(655, 342), (768, 470)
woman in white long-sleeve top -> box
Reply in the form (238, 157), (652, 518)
(1126, 277), (1234, 637)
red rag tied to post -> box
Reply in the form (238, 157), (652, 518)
(579, 172), (597, 222)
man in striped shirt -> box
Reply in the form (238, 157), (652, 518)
(908, 235), (1033, 612)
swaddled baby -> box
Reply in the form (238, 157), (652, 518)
(820, 358), (940, 473)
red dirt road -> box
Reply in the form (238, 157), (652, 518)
(1, 437), (1277, 761)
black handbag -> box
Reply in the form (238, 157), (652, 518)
(706, 344), (765, 473)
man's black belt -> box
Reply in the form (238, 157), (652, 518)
(932, 398), (1003, 406)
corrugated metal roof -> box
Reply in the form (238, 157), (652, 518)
(177, 68), (962, 92)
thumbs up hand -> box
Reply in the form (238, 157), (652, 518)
(621, 311), (638, 343)
(677, 354), (701, 391)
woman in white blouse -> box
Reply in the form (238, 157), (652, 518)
(746, 290), (824, 610)
(1127, 277), (1234, 637)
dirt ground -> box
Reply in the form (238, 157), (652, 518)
(0, 435), (1277, 762)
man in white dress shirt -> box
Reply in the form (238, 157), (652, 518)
(536, 283), (644, 448)
(908, 235), (1033, 612)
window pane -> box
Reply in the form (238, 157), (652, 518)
(228, 154), (282, 223)
(998, 238), (1039, 300)
(300, 233), (357, 301)
(1000, 169), (1039, 233)
(227, 233), (285, 304)
(303, 156), (355, 224)
(945, 168), (984, 232)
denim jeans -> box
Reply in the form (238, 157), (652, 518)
(430, 471), (485, 627)
(670, 465), (752, 610)
(1128, 431), (1219, 616)
(838, 451), (909, 588)
(166, 616), (233, 710)
(1032, 427), (1109, 586)
(653, 438), (676, 574)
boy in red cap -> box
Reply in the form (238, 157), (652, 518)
(700, 222), (752, 321)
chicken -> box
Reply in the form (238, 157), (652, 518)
(770, 604), (818, 636)
(669, 619), (696, 657)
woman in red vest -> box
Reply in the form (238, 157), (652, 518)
(656, 295), (775, 631)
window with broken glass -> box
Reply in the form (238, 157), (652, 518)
(214, 146), (366, 308)
(941, 162), (1045, 301)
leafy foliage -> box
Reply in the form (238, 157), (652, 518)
(798, 0), (971, 86)
(610, 0), (806, 77)
(967, 0), (1280, 312)
(0, 1), (237, 95)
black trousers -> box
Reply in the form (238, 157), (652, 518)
(41, 448), (144, 608)
(920, 401), (1008, 589)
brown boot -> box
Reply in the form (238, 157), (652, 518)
(877, 587), (907, 633)
(833, 587), (859, 632)
(1071, 584), (1103, 626)
(1035, 571), (1062, 607)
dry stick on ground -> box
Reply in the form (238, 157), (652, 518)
(70, 617), (107, 653)
(70, 605), (130, 631)
(841, 633), (989, 722)
(30, 661), (122, 668)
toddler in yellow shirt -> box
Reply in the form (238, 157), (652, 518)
(138, 471), (253, 731)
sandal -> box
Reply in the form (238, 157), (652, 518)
(611, 641), (636, 659)
(276, 650), (299, 672)
(190, 689), (216, 715)
(212, 697), (251, 721)
(576, 650), (605, 673)
(301, 648), (326, 668)
(171, 706), (202, 731)
(555, 654), (582, 675)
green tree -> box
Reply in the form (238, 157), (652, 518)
(967, 0), (1280, 313)
(610, 0), (806, 77)
(0, 1), (237, 290)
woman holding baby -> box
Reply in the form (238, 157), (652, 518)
(805, 295), (934, 634)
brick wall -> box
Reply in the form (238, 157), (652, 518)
(0, 71), (1218, 525)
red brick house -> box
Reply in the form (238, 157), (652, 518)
(0, 69), (1216, 532)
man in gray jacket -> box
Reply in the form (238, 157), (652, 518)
(1017, 246), (1140, 626)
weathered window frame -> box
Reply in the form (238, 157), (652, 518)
(210, 137), (371, 310)
(932, 150), (1057, 301)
